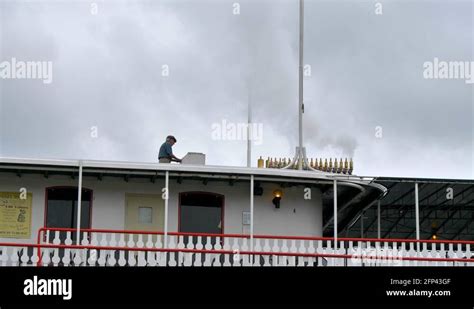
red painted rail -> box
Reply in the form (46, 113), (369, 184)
(1, 242), (474, 264)
(37, 227), (474, 245)
(20, 227), (473, 266)
(0, 226), (463, 266)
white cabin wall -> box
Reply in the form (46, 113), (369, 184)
(82, 176), (166, 231)
(0, 172), (323, 244)
(254, 183), (322, 237)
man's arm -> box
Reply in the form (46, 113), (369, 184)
(167, 144), (181, 162)
(170, 154), (181, 162)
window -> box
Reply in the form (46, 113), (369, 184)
(138, 207), (153, 224)
(45, 187), (92, 242)
(179, 192), (224, 251)
(179, 192), (224, 234)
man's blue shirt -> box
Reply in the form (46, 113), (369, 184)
(158, 142), (173, 158)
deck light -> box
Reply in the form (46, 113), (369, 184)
(272, 189), (283, 208)
(431, 222), (438, 240)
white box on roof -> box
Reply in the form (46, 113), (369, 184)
(181, 152), (206, 165)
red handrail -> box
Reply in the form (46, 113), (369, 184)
(32, 227), (474, 267)
(37, 227), (474, 245)
(1, 242), (474, 264)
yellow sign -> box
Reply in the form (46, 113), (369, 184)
(0, 192), (33, 239)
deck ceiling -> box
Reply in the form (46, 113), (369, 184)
(323, 177), (474, 241)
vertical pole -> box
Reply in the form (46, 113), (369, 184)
(250, 175), (254, 252)
(297, 0), (304, 170)
(333, 179), (337, 249)
(164, 171), (169, 248)
(415, 182), (420, 240)
(360, 212), (364, 238)
(76, 160), (83, 245)
(247, 83), (252, 168)
(377, 200), (381, 239)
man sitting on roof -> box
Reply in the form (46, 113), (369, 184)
(158, 135), (182, 163)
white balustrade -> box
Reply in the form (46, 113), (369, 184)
(194, 236), (203, 267)
(1, 247), (9, 266)
(307, 241), (315, 266)
(155, 235), (164, 266)
(253, 239), (262, 267)
(168, 235), (177, 267)
(213, 237), (222, 266)
(20, 248), (29, 266)
(177, 236), (185, 266)
(3, 228), (473, 267)
(10, 247), (19, 266)
(218, 238), (228, 266)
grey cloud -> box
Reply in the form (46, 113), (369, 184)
(0, 0), (472, 178)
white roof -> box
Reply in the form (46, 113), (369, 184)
(0, 156), (386, 192)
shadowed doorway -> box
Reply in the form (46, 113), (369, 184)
(179, 192), (224, 235)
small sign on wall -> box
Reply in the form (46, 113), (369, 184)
(0, 192), (33, 239)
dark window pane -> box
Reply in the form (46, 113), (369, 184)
(46, 188), (92, 243)
(46, 200), (74, 228)
(181, 205), (221, 234)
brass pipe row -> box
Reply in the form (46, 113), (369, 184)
(257, 156), (354, 175)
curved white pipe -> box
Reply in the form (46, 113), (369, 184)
(322, 181), (367, 230)
(344, 184), (389, 232)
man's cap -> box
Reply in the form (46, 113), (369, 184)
(166, 135), (177, 142)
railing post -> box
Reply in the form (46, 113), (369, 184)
(36, 228), (43, 266)
(377, 200), (381, 239)
(415, 183), (420, 240)
(250, 175), (254, 252)
(415, 182), (420, 253)
(164, 171), (169, 249)
(333, 179), (337, 250)
(76, 160), (83, 245)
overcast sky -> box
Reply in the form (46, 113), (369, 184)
(0, 0), (473, 179)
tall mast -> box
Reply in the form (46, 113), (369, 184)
(283, 0), (318, 171)
(297, 0), (304, 170)
(247, 81), (252, 167)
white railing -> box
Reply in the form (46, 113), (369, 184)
(0, 227), (472, 267)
